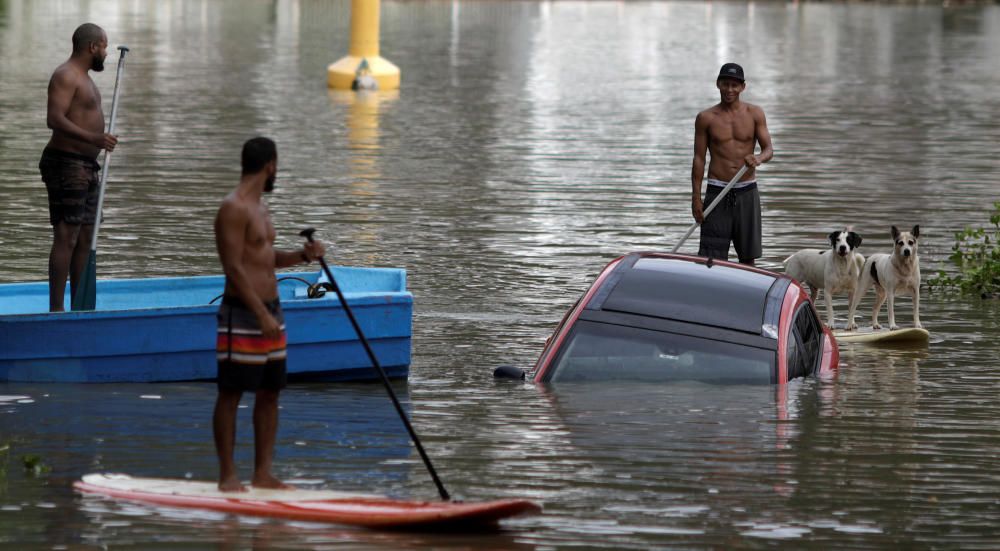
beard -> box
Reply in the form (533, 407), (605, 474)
(264, 173), (276, 193)
(91, 55), (106, 72)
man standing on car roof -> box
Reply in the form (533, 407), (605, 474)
(691, 63), (774, 266)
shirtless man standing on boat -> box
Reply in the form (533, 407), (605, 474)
(213, 137), (324, 492)
(40, 23), (117, 311)
(691, 63), (774, 266)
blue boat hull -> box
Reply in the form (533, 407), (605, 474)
(0, 268), (412, 383)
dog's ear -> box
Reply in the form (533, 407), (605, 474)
(891, 225), (900, 240)
(912, 225), (920, 239)
(848, 232), (862, 248)
(828, 231), (841, 246)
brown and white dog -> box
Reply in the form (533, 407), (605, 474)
(847, 225), (922, 331)
(784, 229), (865, 328)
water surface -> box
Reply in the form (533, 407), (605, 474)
(2, 1), (1000, 548)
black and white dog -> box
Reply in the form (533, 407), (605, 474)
(847, 225), (921, 331)
(784, 229), (865, 328)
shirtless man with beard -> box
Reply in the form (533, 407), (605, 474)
(213, 137), (325, 492)
(40, 23), (118, 311)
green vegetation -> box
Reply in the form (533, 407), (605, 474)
(0, 441), (9, 494)
(0, 441), (51, 494)
(928, 201), (1000, 298)
(21, 454), (50, 477)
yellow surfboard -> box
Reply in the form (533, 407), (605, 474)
(834, 327), (930, 344)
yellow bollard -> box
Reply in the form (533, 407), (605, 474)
(328, 0), (400, 90)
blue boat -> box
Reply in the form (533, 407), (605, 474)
(0, 267), (412, 383)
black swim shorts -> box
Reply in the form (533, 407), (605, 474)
(38, 147), (101, 226)
(698, 182), (762, 262)
(216, 295), (288, 392)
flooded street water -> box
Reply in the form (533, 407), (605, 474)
(2, 0), (1000, 548)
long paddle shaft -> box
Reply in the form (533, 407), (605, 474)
(670, 164), (750, 254)
(72, 45), (129, 311)
(300, 228), (452, 501)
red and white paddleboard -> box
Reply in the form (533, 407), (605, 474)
(75, 473), (541, 530)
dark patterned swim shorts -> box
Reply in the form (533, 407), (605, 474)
(39, 147), (101, 226)
(698, 182), (762, 262)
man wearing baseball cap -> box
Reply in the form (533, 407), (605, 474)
(690, 62), (774, 265)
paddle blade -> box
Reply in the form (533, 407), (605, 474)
(72, 251), (98, 311)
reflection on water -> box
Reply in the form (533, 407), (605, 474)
(2, 1), (1000, 548)
(328, 89), (398, 181)
(0, 383), (414, 485)
(328, 88), (399, 263)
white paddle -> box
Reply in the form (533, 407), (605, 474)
(72, 45), (129, 310)
(671, 164), (750, 254)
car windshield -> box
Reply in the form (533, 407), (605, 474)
(547, 320), (775, 384)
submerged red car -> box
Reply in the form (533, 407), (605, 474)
(501, 252), (838, 384)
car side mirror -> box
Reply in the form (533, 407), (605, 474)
(493, 365), (527, 380)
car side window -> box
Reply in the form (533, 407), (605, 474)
(787, 304), (822, 378)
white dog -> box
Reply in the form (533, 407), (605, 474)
(847, 225), (922, 331)
(784, 229), (865, 328)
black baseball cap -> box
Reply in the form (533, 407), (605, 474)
(718, 63), (745, 82)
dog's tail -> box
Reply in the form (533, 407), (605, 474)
(853, 252), (865, 273)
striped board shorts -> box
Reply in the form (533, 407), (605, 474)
(216, 295), (288, 391)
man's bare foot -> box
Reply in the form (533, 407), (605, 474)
(218, 475), (247, 492)
(251, 473), (294, 490)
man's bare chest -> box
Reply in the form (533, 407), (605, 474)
(709, 117), (755, 143)
(73, 80), (103, 112)
(245, 210), (276, 248)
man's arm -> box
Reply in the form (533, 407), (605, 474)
(691, 112), (710, 223)
(214, 201), (280, 337)
(746, 106), (773, 167)
(274, 239), (325, 269)
(46, 68), (117, 151)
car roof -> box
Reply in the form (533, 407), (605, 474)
(586, 253), (781, 334)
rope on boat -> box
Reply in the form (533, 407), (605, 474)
(208, 277), (335, 304)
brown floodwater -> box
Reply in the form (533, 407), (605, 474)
(2, 1), (999, 548)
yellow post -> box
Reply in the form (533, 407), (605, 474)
(328, 0), (400, 90)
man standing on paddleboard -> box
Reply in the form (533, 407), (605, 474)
(691, 63), (774, 266)
(40, 23), (117, 311)
(213, 137), (324, 492)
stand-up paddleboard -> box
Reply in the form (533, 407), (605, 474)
(75, 474), (541, 530)
(834, 327), (930, 344)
